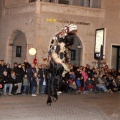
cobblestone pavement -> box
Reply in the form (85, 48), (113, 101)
(0, 93), (120, 120)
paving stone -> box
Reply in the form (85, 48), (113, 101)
(0, 93), (120, 120)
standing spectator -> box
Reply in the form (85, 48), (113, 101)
(21, 64), (27, 75)
(12, 62), (18, 73)
(31, 72), (38, 96)
(35, 64), (40, 94)
(6, 63), (12, 76)
(27, 63), (36, 93)
(38, 64), (46, 80)
(40, 74), (46, 94)
(38, 64), (46, 93)
(3, 70), (13, 95)
(22, 74), (29, 95)
(82, 67), (88, 91)
(23, 58), (30, 71)
(75, 68), (81, 90)
(0, 60), (7, 77)
(15, 64), (23, 94)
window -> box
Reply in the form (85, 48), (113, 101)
(71, 50), (76, 60)
(29, 0), (36, 3)
(84, 0), (90, 7)
(16, 46), (21, 57)
(80, 0), (101, 8)
(58, 0), (69, 5)
(94, 28), (104, 60)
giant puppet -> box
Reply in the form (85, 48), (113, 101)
(45, 24), (78, 105)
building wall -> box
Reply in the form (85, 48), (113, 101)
(0, 1), (2, 57)
(101, 0), (120, 67)
(0, 0), (120, 68)
(0, 2), (36, 64)
(4, 0), (29, 6)
(34, 1), (104, 65)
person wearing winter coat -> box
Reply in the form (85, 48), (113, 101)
(31, 72), (38, 96)
(8, 71), (18, 95)
(3, 70), (13, 95)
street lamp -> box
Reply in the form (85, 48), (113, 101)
(29, 48), (37, 64)
(29, 48), (36, 55)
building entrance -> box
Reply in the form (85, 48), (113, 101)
(8, 30), (27, 66)
(112, 45), (120, 71)
(69, 35), (82, 66)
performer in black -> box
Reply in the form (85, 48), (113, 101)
(45, 24), (78, 105)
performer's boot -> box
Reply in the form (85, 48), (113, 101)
(52, 91), (58, 102)
(47, 95), (52, 106)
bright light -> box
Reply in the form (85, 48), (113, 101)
(29, 48), (36, 55)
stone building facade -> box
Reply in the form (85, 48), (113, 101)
(0, 0), (120, 70)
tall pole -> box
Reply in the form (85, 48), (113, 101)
(98, 53), (101, 69)
(98, 45), (103, 69)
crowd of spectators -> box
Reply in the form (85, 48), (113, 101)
(0, 59), (120, 97)
(0, 59), (47, 96)
(61, 63), (120, 94)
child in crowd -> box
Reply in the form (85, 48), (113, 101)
(22, 74), (29, 95)
(31, 72), (38, 96)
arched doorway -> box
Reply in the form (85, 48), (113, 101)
(69, 35), (82, 66)
(8, 30), (27, 66)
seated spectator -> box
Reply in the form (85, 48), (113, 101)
(80, 76), (84, 93)
(116, 75), (120, 91)
(68, 80), (78, 94)
(94, 74), (109, 93)
(108, 76), (118, 93)
(69, 70), (75, 81)
(3, 70), (13, 95)
(111, 79), (118, 92)
(102, 75), (109, 89)
(9, 71), (18, 95)
(86, 77), (94, 92)
(91, 77), (99, 93)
